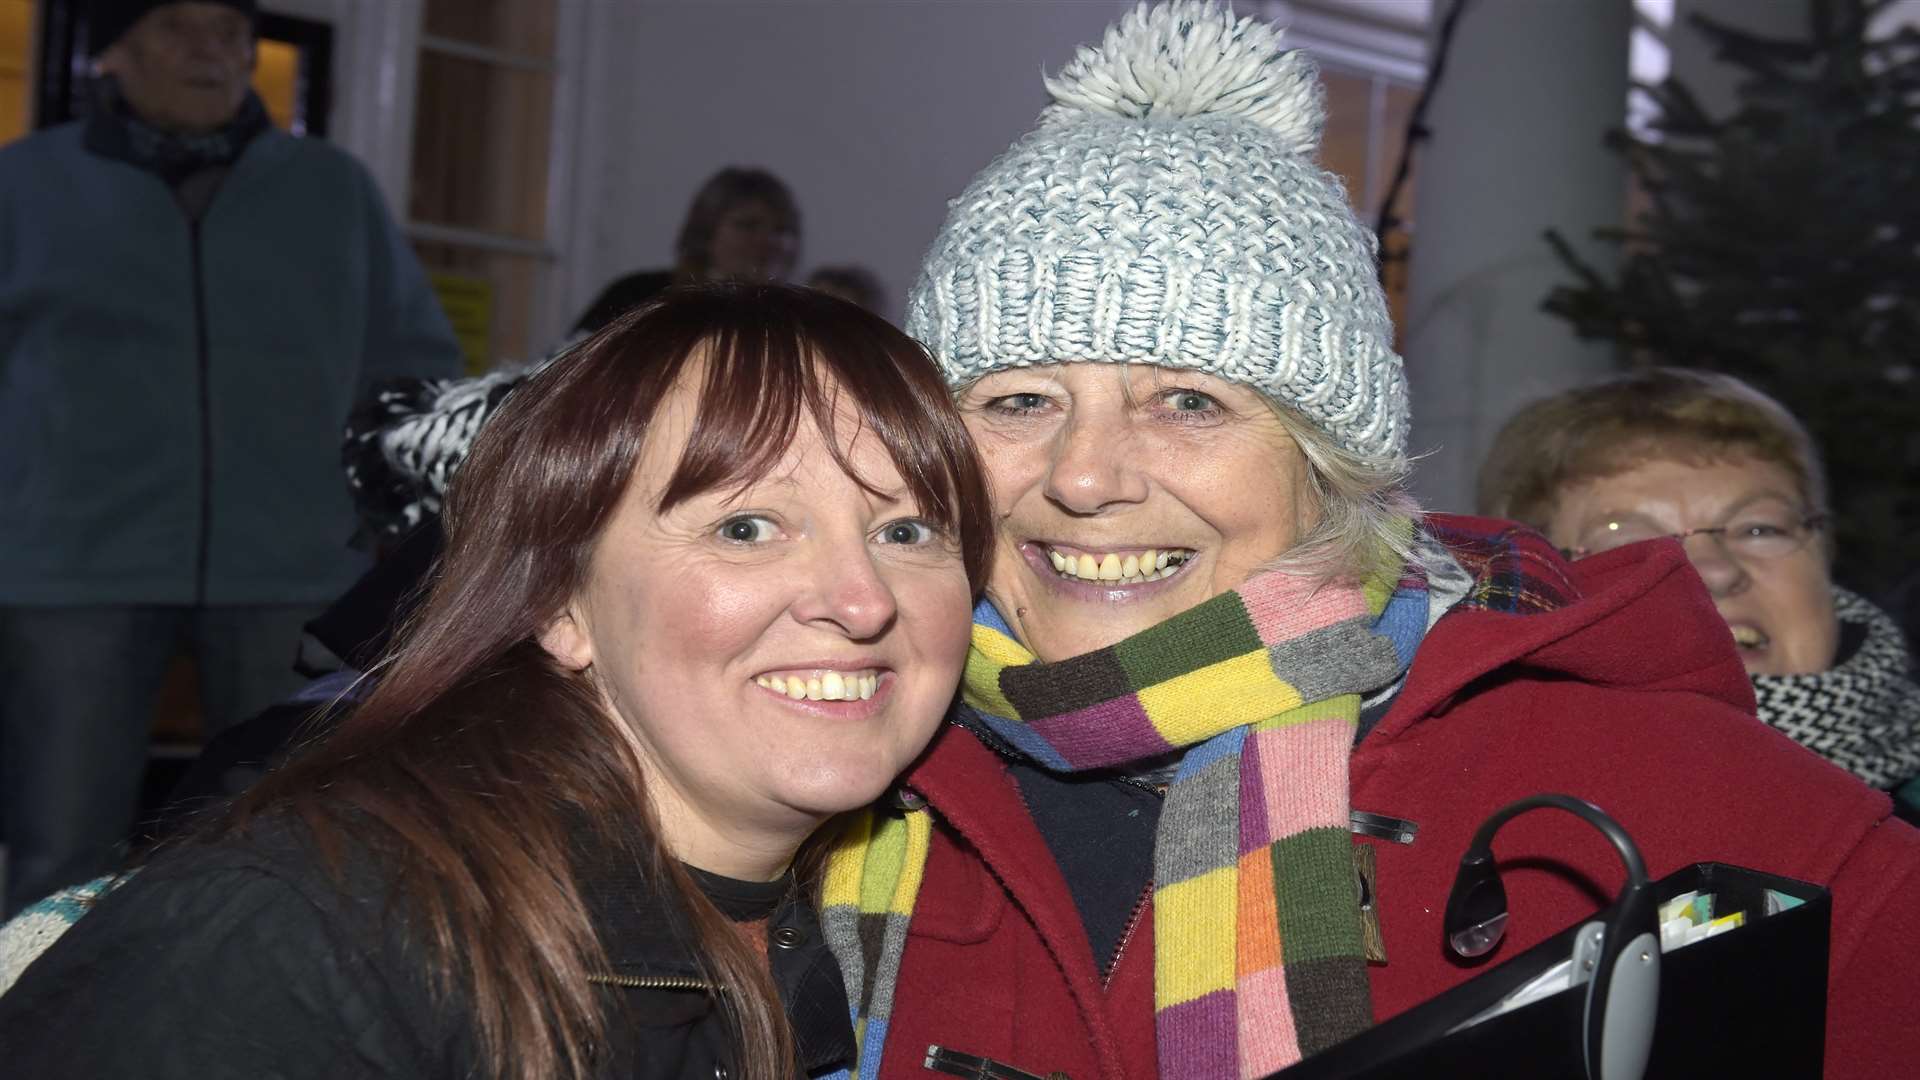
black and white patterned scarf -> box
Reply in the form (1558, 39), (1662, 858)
(1752, 586), (1920, 790)
(342, 369), (528, 544)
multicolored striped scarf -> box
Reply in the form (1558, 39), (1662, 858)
(821, 553), (1431, 1079)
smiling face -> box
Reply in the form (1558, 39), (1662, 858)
(1544, 454), (1837, 676)
(540, 375), (973, 877)
(957, 362), (1317, 661)
(100, 2), (255, 135)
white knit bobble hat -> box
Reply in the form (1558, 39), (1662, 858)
(905, 0), (1409, 463)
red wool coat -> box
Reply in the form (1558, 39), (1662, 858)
(880, 517), (1920, 1080)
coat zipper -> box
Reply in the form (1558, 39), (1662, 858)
(188, 219), (212, 606)
(585, 972), (717, 992)
(952, 715), (1421, 983)
(1101, 878), (1153, 989)
(960, 713), (1159, 991)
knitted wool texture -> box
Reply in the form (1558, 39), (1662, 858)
(905, 0), (1408, 462)
(1753, 585), (1920, 790)
(0, 875), (121, 994)
(821, 550), (1432, 1080)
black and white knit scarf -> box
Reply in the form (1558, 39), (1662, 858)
(1752, 586), (1920, 790)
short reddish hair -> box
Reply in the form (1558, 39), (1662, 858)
(1477, 367), (1827, 529)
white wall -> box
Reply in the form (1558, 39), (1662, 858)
(1400, 0), (1632, 514)
(259, 0), (1426, 352)
(564, 0), (1134, 326)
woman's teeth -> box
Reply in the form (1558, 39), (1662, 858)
(755, 670), (879, 702)
(1046, 547), (1191, 584)
(1730, 625), (1769, 650)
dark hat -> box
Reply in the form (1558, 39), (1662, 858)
(91, 0), (258, 56)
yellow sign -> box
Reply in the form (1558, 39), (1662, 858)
(430, 273), (493, 376)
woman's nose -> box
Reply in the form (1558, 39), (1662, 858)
(793, 548), (899, 640)
(1683, 533), (1749, 596)
(1043, 411), (1148, 514)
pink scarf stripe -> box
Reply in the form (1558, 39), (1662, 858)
(1236, 967), (1301, 1077)
(1254, 718), (1358, 840)
(1239, 572), (1372, 646)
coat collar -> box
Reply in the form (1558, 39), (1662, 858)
(573, 836), (857, 1075)
(904, 726), (1133, 1080)
(1373, 514), (1754, 747)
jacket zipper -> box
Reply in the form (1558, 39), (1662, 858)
(1101, 878), (1153, 989)
(188, 219), (212, 606)
(959, 713), (1160, 991)
(586, 972), (717, 992)
(952, 715), (1420, 984)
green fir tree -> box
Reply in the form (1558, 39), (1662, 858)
(1543, 0), (1920, 597)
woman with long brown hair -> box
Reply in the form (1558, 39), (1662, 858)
(0, 283), (991, 1080)
(573, 168), (802, 336)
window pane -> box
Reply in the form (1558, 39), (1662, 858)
(409, 50), (553, 241)
(414, 242), (546, 373)
(423, 0), (555, 59)
(0, 0), (32, 143)
(253, 39), (301, 131)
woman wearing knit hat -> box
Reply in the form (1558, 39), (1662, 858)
(820, 4), (1920, 1078)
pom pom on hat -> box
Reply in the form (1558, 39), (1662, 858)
(907, 0), (1409, 464)
(1041, 0), (1325, 156)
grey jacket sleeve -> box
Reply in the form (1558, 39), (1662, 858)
(357, 166), (465, 390)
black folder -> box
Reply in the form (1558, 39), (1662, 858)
(1273, 863), (1830, 1079)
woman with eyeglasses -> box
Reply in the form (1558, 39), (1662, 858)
(1481, 367), (1920, 817)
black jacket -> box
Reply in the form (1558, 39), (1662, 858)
(0, 818), (855, 1078)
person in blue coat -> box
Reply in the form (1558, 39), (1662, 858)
(0, 0), (462, 914)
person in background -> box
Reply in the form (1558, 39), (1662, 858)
(0, 0), (462, 915)
(806, 265), (886, 315)
(1479, 367), (1920, 820)
(815, 4), (1920, 1078)
(0, 284), (992, 1080)
(572, 167), (800, 336)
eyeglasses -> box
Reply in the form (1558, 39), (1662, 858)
(1564, 511), (1828, 561)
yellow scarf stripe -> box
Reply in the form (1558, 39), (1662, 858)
(1138, 651), (1303, 744)
(1154, 866), (1239, 1006)
(1246, 693), (1360, 733)
(856, 813), (909, 913)
(962, 622), (1029, 718)
(820, 813), (873, 909)
(890, 811), (932, 913)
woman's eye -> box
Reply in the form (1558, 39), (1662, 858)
(876, 518), (939, 545)
(987, 392), (1050, 414)
(1161, 389), (1220, 413)
(1735, 522), (1790, 538)
(717, 516), (777, 543)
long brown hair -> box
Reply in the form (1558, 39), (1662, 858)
(225, 284), (991, 1080)
(674, 167), (800, 282)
